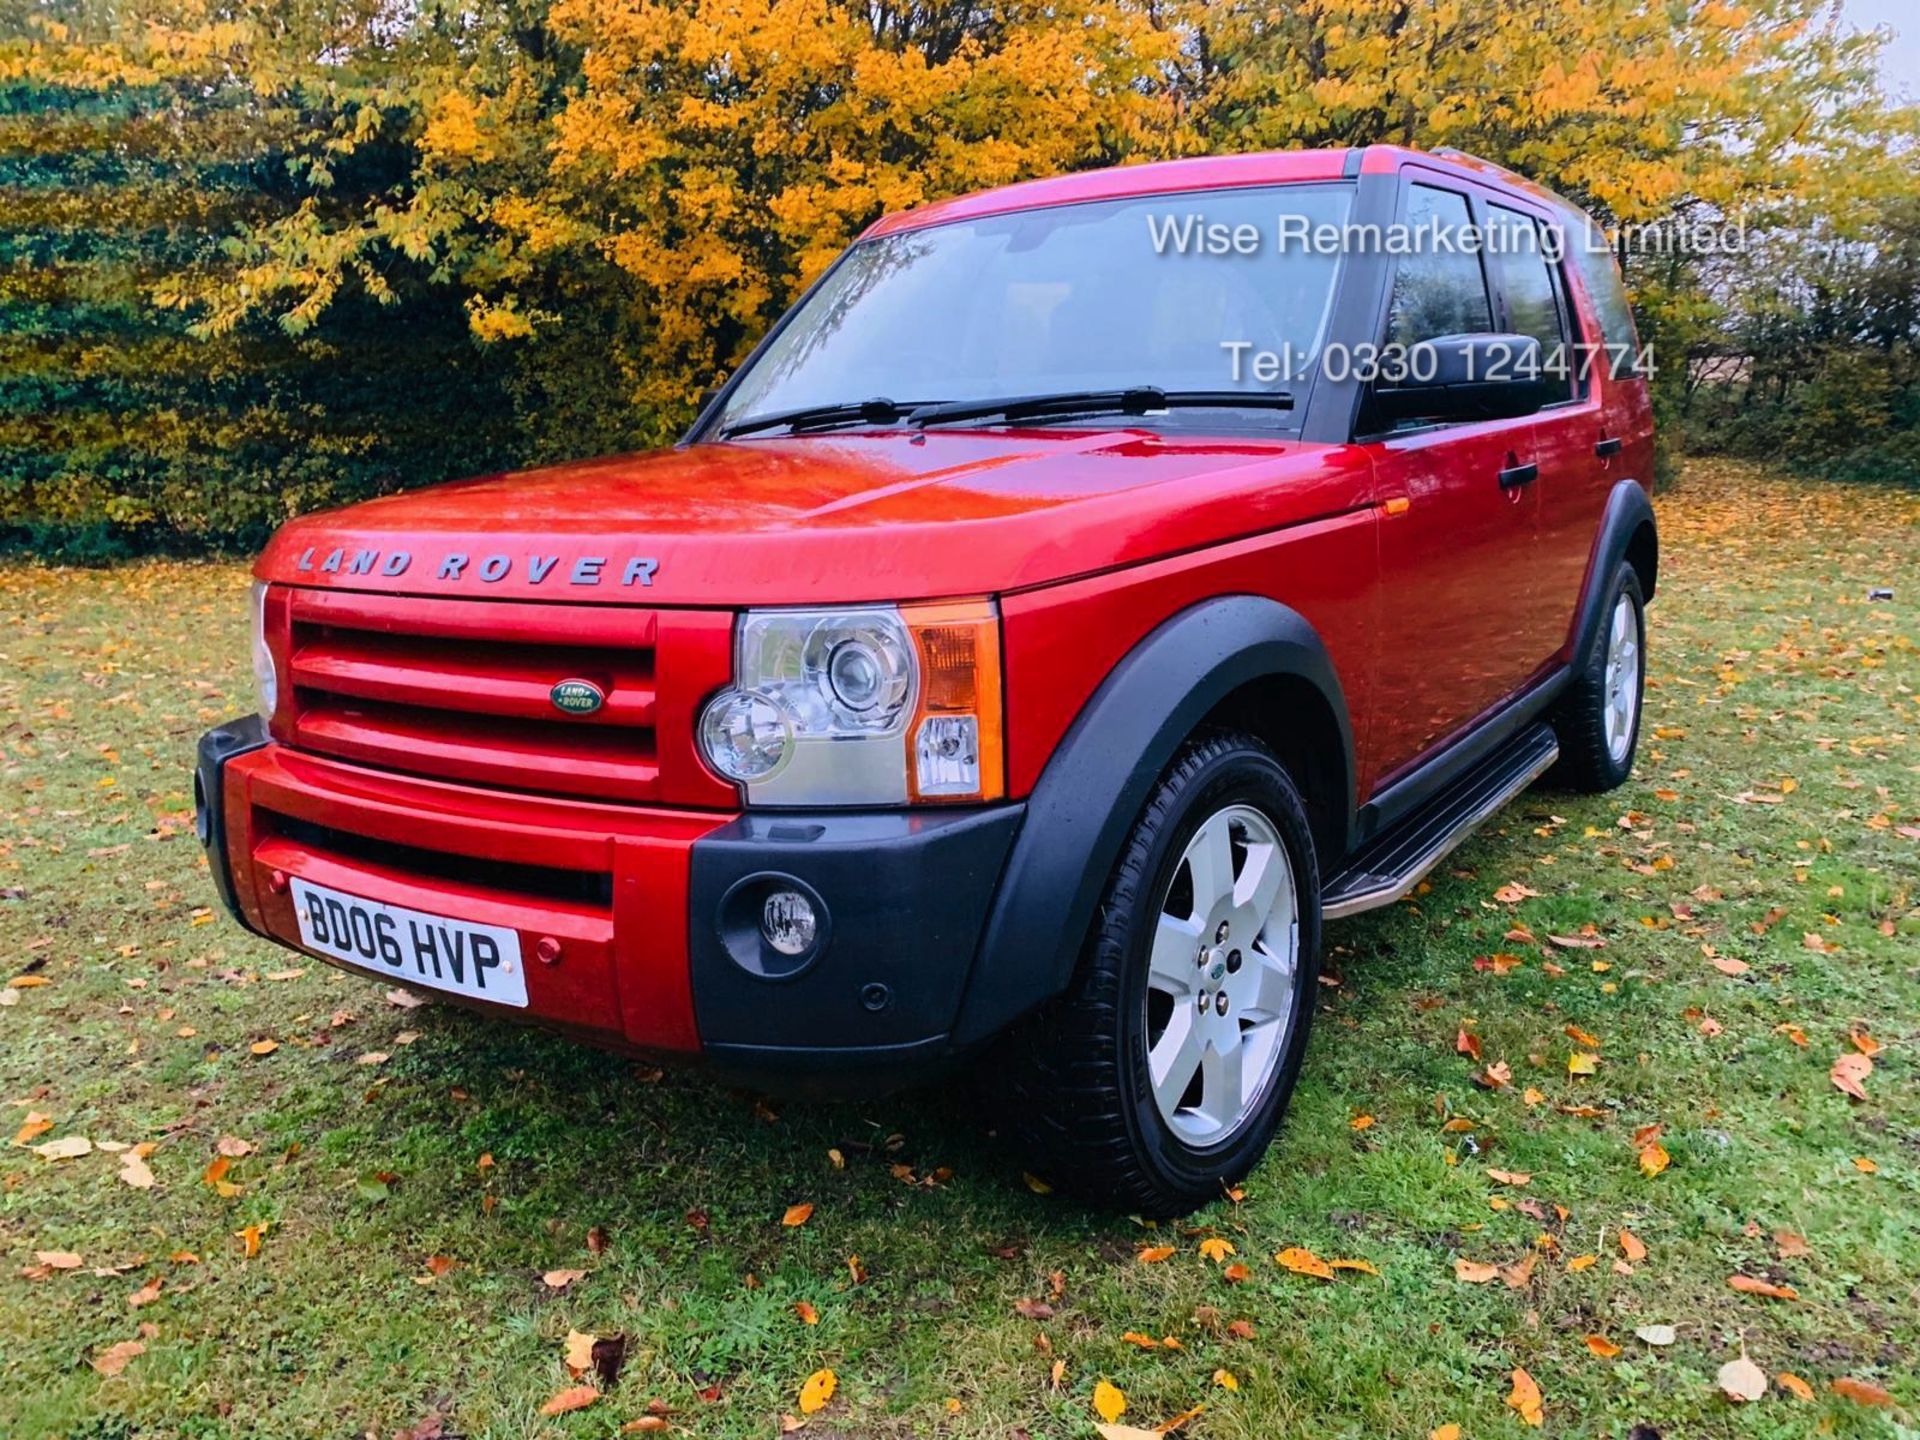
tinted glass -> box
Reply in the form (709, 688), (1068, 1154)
(1385, 185), (1492, 347)
(1487, 204), (1573, 399)
(714, 184), (1355, 430)
(1567, 212), (1643, 379)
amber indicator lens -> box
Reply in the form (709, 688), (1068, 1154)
(901, 601), (1004, 803)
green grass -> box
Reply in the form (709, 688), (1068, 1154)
(2, 458), (1916, 1439)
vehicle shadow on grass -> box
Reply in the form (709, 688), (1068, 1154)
(343, 990), (1110, 1241)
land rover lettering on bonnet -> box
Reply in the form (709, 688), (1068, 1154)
(198, 144), (1655, 1215)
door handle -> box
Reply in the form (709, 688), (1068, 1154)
(1594, 437), (1623, 458)
(1498, 462), (1539, 490)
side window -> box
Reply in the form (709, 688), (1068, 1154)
(1386, 186), (1493, 347)
(1566, 212), (1643, 380)
(1487, 205), (1574, 401)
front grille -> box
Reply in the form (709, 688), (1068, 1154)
(267, 813), (614, 908)
(273, 589), (718, 805)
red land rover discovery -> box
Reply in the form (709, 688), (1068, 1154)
(196, 144), (1656, 1215)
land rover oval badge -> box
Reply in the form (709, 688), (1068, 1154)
(550, 678), (605, 716)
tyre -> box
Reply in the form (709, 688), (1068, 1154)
(1551, 562), (1646, 793)
(985, 731), (1322, 1217)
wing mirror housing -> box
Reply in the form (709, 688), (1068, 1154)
(1370, 333), (1553, 426)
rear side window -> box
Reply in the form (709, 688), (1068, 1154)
(1567, 212), (1643, 380)
(1486, 204), (1575, 401)
(1385, 186), (1492, 347)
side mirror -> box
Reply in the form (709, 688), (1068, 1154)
(1371, 333), (1551, 426)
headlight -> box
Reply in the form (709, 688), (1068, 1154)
(698, 689), (794, 782)
(698, 602), (1004, 807)
(249, 581), (278, 722)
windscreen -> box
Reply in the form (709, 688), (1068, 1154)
(714, 183), (1355, 430)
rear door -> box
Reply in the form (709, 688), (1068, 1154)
(1483, 200), (1610, 657)
(1360, 178), (1548, 779)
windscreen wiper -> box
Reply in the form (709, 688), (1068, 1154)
(908, 387), (1294, 428)
(716, 397), (930, 439)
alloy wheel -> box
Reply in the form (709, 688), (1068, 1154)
(1142, 803), (1300, 1147)
(1602, 592), (1641, 765)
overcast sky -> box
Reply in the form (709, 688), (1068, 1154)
(1841, 0), (1917, 100)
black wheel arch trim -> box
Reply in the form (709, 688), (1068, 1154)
(1570, 479), (1657, 674)
(951, 594), (1353, 1048)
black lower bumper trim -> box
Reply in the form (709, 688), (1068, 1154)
(688, 805), (1024, 1066)
(194, 715), (269, 933)
(702, 1034), (960, 1099)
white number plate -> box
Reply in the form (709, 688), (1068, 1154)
(289, 877), (528, 1008)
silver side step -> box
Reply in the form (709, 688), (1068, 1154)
(1322, 724), (1559, 920)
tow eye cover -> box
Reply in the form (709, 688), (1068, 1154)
(550, 678), (606, 716)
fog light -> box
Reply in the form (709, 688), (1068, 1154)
(761, 889), (818, 957)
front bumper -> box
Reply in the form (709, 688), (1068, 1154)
(195, 720), (1024, 1080)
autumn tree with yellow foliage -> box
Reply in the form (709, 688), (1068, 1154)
(2, 0), (1912, 548)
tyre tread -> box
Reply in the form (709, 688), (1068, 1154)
(1550, 562), (1644, 794)
(983, 731), (1318, 1217)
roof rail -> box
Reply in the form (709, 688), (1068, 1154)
(1431, 146), (1516, 178)
(1428, 146), (1577, 212)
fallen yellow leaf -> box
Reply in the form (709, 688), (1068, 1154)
(1728, 1274), (1797, 1299)
(564, 1330), (596, 1377)
(1274, 1246), (1334, 1279)
(1136, 1245), (1175, 1264)
(1830, 1376), (1895, 1408)
(12, 1113), (53, 1146)
(1198, 1237), (1235, 1263)
(1092, 1379), (1127, 1424)
(90, 1339), (146, 1376)
(798, 1368), (837, 1415)
(541, 1385), (599, 1416)
(1506, 1367), (1544, 1427)
(1830, 1052), (1872, 1101)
